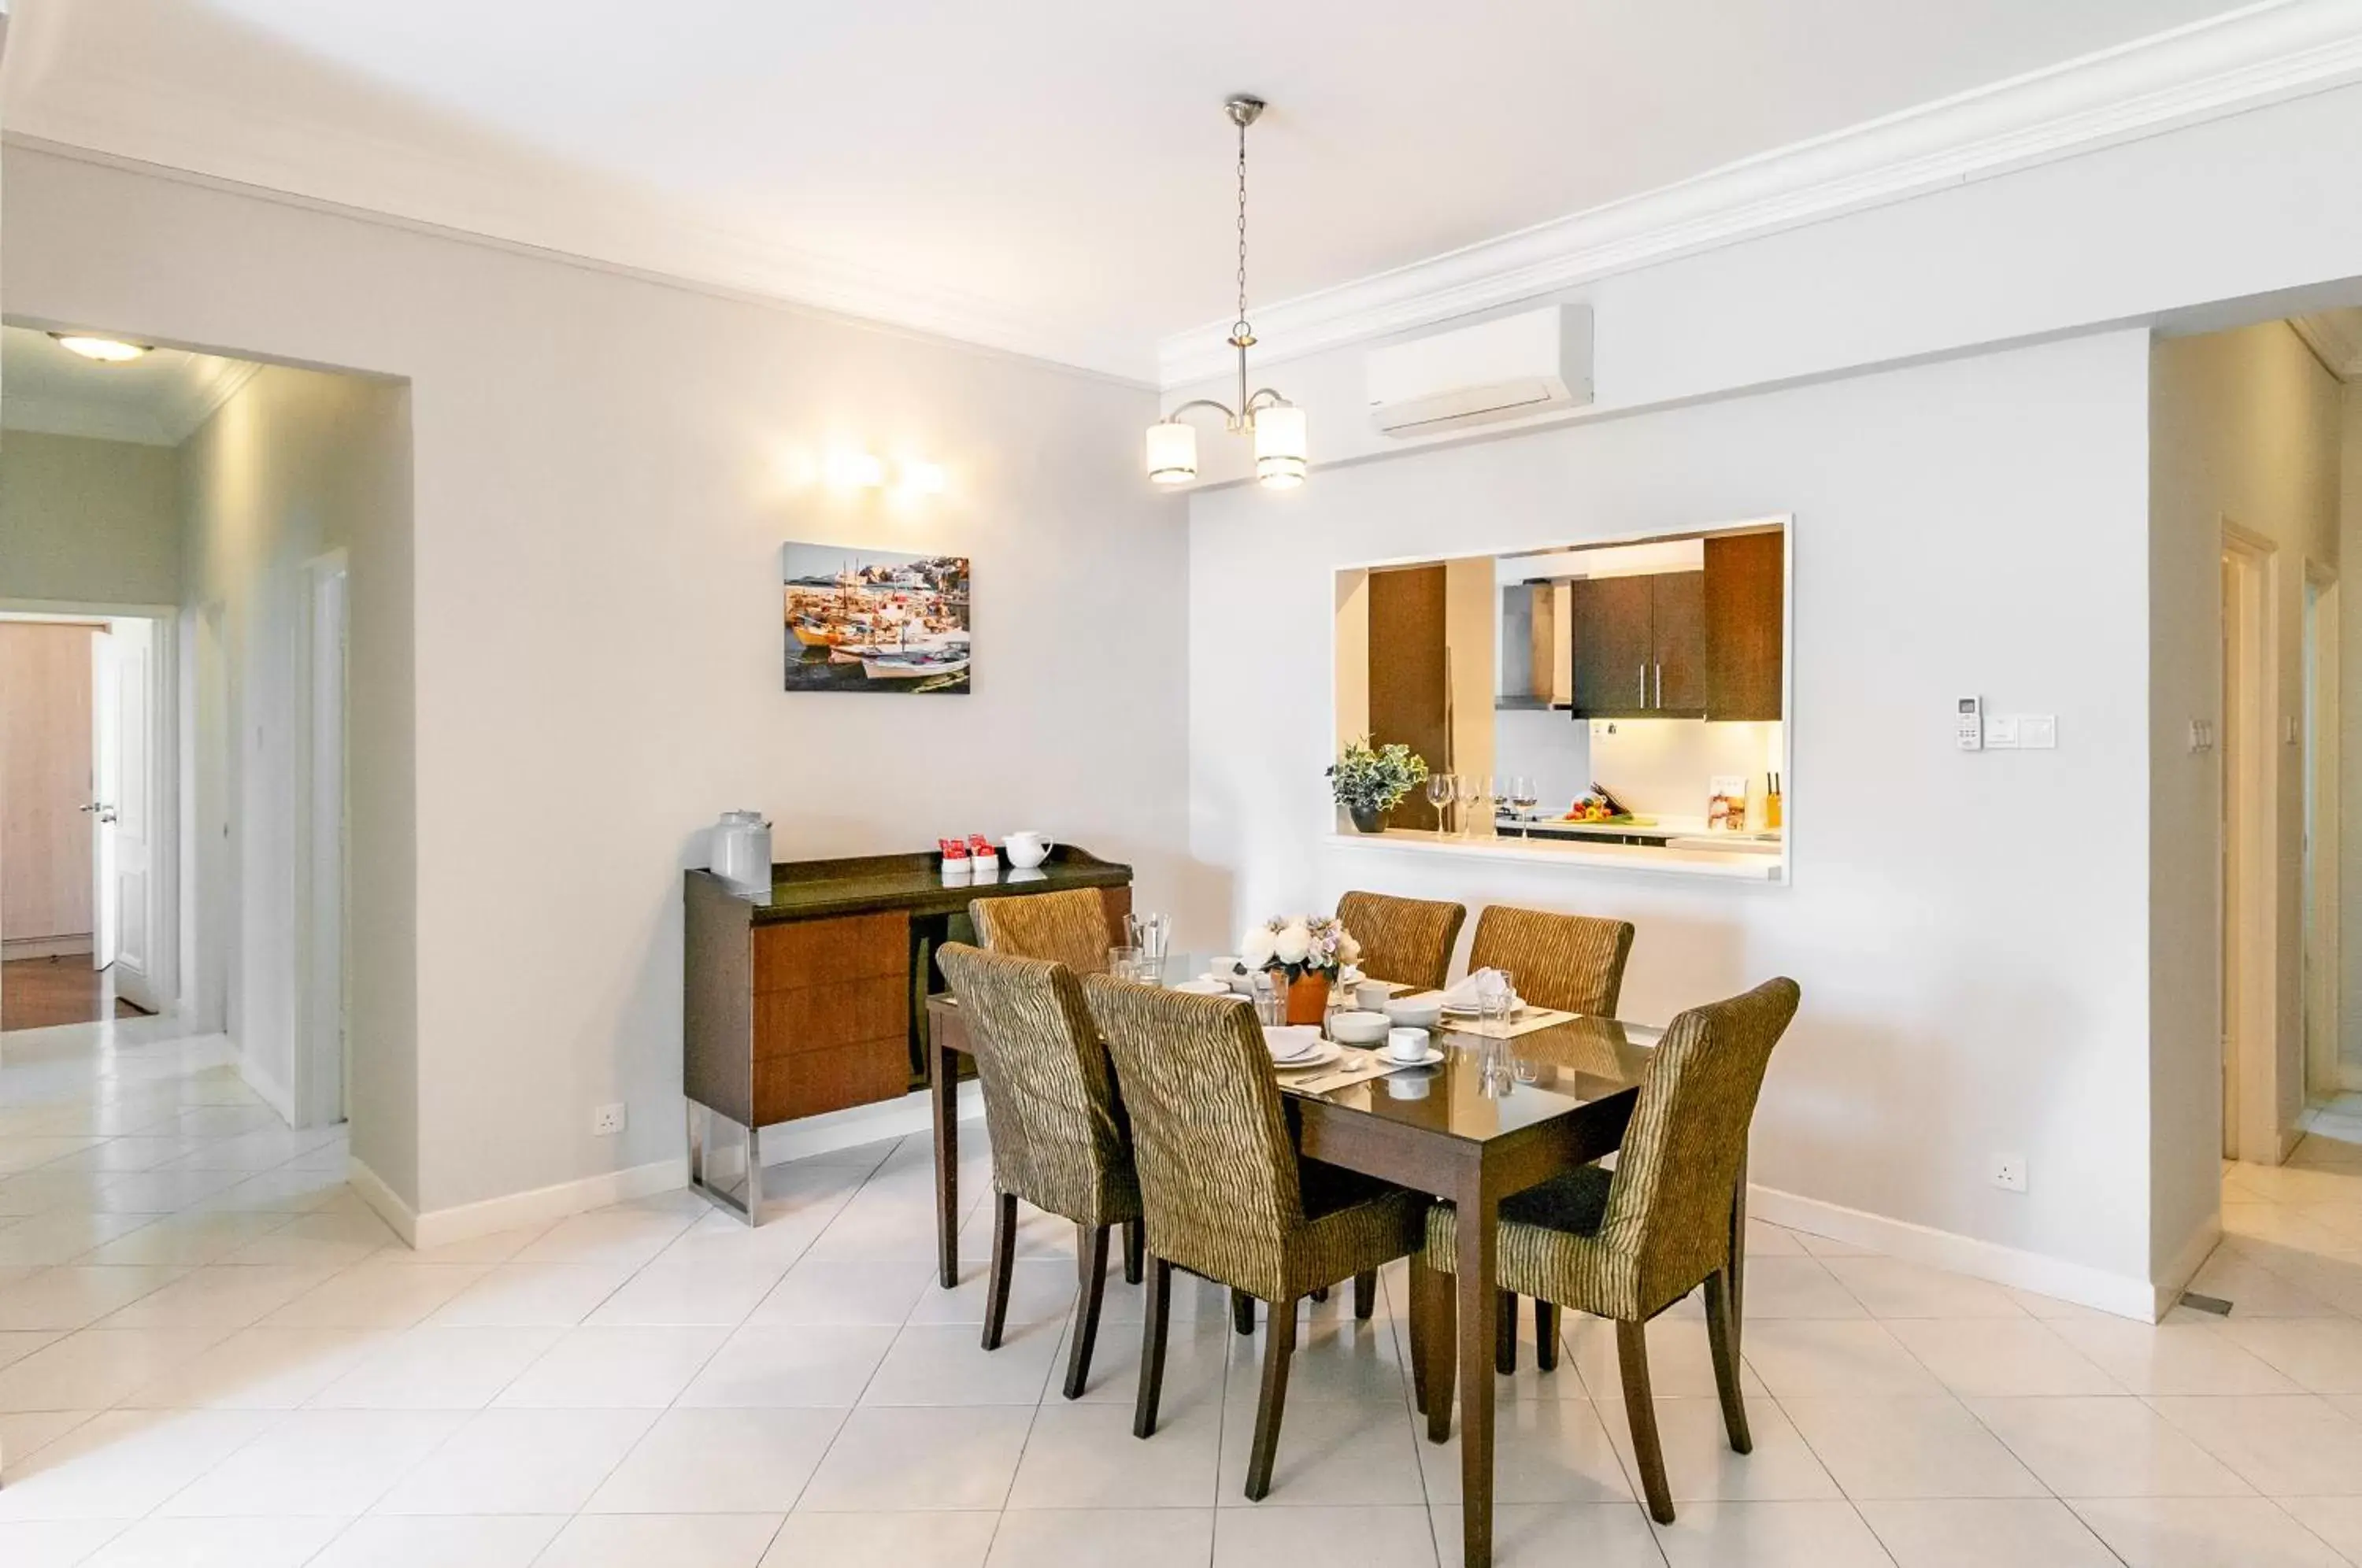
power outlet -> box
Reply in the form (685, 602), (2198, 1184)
(592, 1103), (627, 1137)
(1991, 1152), (2027, 1193)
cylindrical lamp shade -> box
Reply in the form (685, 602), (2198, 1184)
(1253, 403), (1307, 489)
(1146, 420), (1198, 486)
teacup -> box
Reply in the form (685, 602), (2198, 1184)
(1386, 1026), (1431, 1064)
(1354, 981), (1391, 1011)
(1209, 956), (1250, 994)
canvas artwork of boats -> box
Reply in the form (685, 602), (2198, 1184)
(782, 543), (971, 694)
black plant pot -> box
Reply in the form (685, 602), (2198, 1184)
(1349, 805), (1390, 834)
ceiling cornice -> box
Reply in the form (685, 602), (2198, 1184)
(1158, 0), (2362, 389)
(2, 393), (175, 446)
(2291, 310), (2362, 379)
(159, 354), (263, 442)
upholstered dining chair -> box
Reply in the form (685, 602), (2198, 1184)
(936, 942), (1143, 1400)
(970, 889), (1119, 978)
(1413, 976), (1801, 1525)
(1464, 903), (1638, 1371)
(1335, 889), (1466, 992)
(1081, 975), (1428, 1501)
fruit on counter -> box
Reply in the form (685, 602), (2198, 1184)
(1562, 793), (1625, 822)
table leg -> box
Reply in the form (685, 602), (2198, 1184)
(931, 1030), (960, 1289)
(1453, 1174), (1498, 1568)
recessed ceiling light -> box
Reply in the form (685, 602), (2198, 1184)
(49, 332), (151, 364)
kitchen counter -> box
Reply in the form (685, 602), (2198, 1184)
(1330, 827), (1786, 882)
(741, 845), (1131, 923)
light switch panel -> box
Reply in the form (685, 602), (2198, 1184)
(2020, 716), (2057, 749)
(1983, 715), (2019, 749)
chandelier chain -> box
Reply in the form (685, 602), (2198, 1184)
(1234, 113), (1253, 346)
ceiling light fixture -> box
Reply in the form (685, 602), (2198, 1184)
(49, 332), (151, 364)
(1146, 96), (1305, 491)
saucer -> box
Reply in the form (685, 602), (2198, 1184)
(1375, 1045), (1445, 1068)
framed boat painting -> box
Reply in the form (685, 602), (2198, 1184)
(782, 543), (972, 694)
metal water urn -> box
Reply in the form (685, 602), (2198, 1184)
(709, 811), (772, 897)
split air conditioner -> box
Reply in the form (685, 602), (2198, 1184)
(1365, 303), (1593, 437)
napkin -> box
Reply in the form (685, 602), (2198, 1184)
(1261, 1025), (1323, 1061)
(1439, 968), (1518, 1011)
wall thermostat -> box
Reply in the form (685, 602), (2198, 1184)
(1955, 695), (1983, 751)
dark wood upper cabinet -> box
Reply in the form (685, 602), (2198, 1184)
(1568, 574), (1655, 716)
(1703, 531), (1785, 721)
(1368, 564), (1450, 827)
(1649, 572), (1707, 716)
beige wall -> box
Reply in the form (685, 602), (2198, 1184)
(0, 429), (180, 606)
(0, 620), (95, 943)
(4, 142), (1186, 1219)
(2149, 321), (2345, 1279)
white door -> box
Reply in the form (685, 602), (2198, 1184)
(90, 628), (121, 973)
(91, 621), (161, 1012)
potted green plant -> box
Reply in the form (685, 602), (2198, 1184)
(1327, 738), (1430, 834)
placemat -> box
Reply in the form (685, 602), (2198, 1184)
(1279, 1048), (1423, 1096)
(1435, 1006), (1579, 1040)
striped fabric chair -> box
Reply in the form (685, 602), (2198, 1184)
(1465, 903), (1639, 1370)
(936, 942), (1142, 1400)
(970, 889), (1117, 978)
(1415, 977), (1801, 1524)
(1335, 890), (1466, 992)
(1081, 975), (1427, 1500)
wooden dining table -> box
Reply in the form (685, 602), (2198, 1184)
(924, 982), (1675, 1568)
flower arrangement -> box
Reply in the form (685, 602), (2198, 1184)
(1240, 915), (1361, 982)
(1327, 738), (1429, 831)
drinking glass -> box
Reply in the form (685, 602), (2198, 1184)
(1424, 772), (1455, 833)
(1455, 774), (1486, 837)
(1127, 913), (1171, 984)
(1253, 972), (1285, 1027)
(1478, 967), (1517, 1030)
(1109, 945), (1142, 981)
(1490, 775), (1512, 819)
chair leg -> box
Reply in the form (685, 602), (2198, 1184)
(1244, 1296), (1298, 1500)
(1704, 1267), (1753, 1454)
(1534, 1299), (1560, 1373)
(1494, 1289), (1519, 1375)
(1425, 1270), (1457, 1444)
(1406, 1258), (1432, 1416)
(1616, 1318), (1676, 1525)
(981, 1191), (1017, 1352)
(1353, 1270), (1376, 1322)
(1231, 1288), (1256, 1336)
(1122, 1219), (1144, 1285)
(1064, 1224), (1110, 1400)
(1133, 1257), (1172, 1439)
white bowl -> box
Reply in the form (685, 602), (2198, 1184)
(1384, 997), (1444, 1030)
(1172, 978), (1230, 997)
(1327, 1010), (1390, 1046)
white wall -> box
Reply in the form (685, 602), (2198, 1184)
(1192, 331), (2161, 1298)
(2150, 324), (2345, 1276)
(0, 428), (179, 605)
(3, 143), (1187, 1220)
(180, 362), (410, 1153)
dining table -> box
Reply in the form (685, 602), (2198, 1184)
(923, 963), (1696, 1568)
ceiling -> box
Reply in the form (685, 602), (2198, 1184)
(2, 325), (259, 446)
(0, 0), (2256, 381)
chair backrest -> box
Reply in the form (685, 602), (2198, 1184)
(936, 942), (1133, 1225)
(1081, 974), (1302, 1298)
(1595, 977), (1801, 1307)
(1467, 904), (1635, 1016)
(1335, 890), (1467, 992)
(970, 889), (1114, 977)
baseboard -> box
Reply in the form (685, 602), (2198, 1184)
(346, 1155), (418, 1248)
(2153, 1213), (2225, 1318)
(755, 1080), (983, 1166)
(405, 1156), (691, 1252)
(1749, 1182), (2160, 1322)
(2, 934), (94, 960)
(237, 1048), (294, 1126)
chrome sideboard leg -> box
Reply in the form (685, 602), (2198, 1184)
(686, 1098), (759, 1226)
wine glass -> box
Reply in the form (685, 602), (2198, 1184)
(1490, 775), (1512, 823)
(1455, 773), (1486, 837)
(1424, 771), (1455, 834)
(1511, 776), (1539, 835)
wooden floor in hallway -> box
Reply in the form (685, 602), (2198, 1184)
(0, 957), (146, 1034)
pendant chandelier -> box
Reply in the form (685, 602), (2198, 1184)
(1145, 96), (1307, 490)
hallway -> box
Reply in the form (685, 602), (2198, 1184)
(0, 960), (147, 1034)
(10, 1019), (2362, 1564)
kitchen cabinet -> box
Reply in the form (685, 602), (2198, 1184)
(1703, 531), (1784, 721)
(1568, 571), (1704, 718)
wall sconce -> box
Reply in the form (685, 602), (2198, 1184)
(824, 450), (887, 490)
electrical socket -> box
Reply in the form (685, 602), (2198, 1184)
(1991, 1152), (2027, 1193)
(592, 1103), (626, 1137)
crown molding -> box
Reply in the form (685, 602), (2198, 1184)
(2292, 309), (2362, 379)
(2, 393), (176, 446)
(1158, 0), (2362, 388)
(158, 354), (263, 442)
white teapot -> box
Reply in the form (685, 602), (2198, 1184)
(1003, 830), (1054, 870)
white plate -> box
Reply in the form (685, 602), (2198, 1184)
(1373, 1045), (1445, 1068)
(1172, 979), (1231, 997)
(1442, 1000), (1524, 1019)
(1262, 1025), (1324, 1063)
(1272, 1041), (1343, 1071)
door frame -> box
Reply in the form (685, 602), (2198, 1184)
(2221, 523), (2283, 1163)
(0, 600), (179, 1021)
(291, 552), (351, 1128)
(2304, 563), (2342, 1100)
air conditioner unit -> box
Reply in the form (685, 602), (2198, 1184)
(1366, 304), (1593, 437)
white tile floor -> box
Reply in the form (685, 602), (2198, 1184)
(11, 1021), (2362, 1566)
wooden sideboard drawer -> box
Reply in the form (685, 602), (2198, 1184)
(753, 912), (906, 993)
(755, 1037), (908, 1122)
(753, 975), (908, 1058)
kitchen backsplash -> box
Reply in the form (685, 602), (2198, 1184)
(1495, 714), (1783, 822)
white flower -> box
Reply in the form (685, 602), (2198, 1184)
(1274, 922), (1312, 966)
(1240, 926), (1278, 969)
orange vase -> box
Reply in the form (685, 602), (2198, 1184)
(1284, 971), (1330, 1026)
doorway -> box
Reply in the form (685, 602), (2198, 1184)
(0, 610), (175, 1031)
(2221, 527), (2279, 1163)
